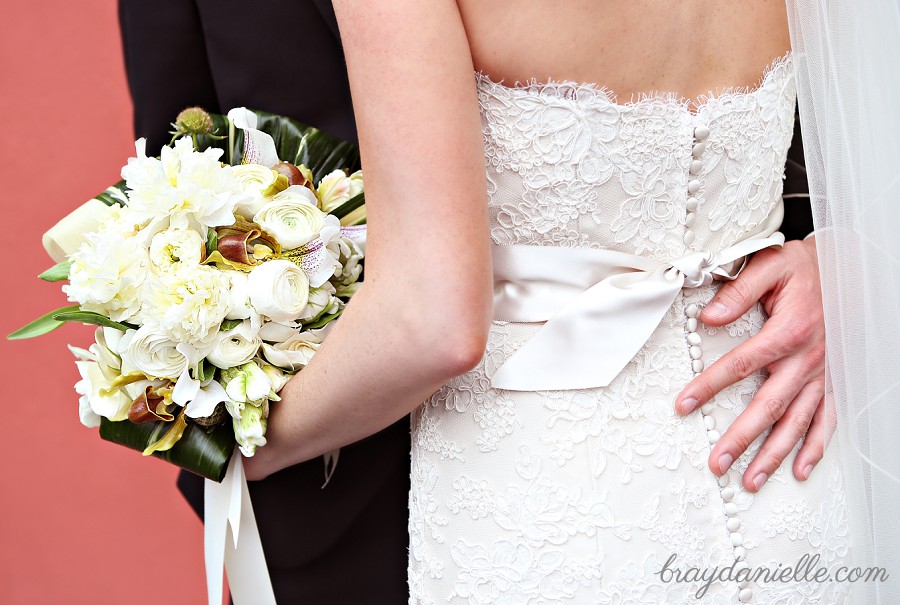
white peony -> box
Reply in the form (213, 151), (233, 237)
(148, 227), (206, 268)
(247, 259), (310, 323)
(316, 169), (363, 213)
(206, 320), (262, 369)
(261, 330), (325, 371)
(63, 220), (148, 323)
(120, 137), (248, 231)
(141, 262), (231, 345)
(253, 186), (340, 249)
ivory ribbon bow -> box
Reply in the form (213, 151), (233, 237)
(490, 229), (785, 392)
(205, 452), (276, 605)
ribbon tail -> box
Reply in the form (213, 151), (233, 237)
(491, 270), (684, 391)
(205, 451), (276, 605)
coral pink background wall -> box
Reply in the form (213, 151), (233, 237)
(1, 3), (207, 603)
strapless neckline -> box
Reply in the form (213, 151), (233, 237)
(475, 50), (793, 116)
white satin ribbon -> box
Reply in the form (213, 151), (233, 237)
(204, 452), (276, 605)
(490, 230), (785, 391)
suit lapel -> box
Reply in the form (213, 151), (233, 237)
(311, 0), (341, 42)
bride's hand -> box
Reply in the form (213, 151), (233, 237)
(674, 237), (834, 492)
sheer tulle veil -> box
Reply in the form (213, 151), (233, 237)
(787, 1), (900, 601)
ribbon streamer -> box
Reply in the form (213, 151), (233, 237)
(205, 451), (276, 605)
(491, 229), (785, 392)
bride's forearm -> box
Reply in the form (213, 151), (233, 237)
(245, 279), (489, 479)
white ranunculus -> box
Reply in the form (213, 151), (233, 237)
(121, 137), (248, 232)
(247, 259), (310, 323)
(206, 320), (261, 369)
(232, 164), (286, 218)
(254, 186), (339, 249)
(234, 403), (267, 457)
(257, 320), (298, 343)
(316, 169), (363, 213)
(225, 271), (253, 320)
(300, 283), (342, 322)
(63, 223), (149, 323)
(120, 326), (188, 380)
(141, 262), (231, 345)
(149, 227), (206, 268)
(261, 331), (324, 371)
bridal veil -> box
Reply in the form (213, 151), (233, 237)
(787, 1), (900, 601)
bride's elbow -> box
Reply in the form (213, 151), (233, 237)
(436, 321), (490, 377)
(407, 301), (492, 379)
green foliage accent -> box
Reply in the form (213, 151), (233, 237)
(38, 261), (72, 282)
(51, 310), (136, 332)
(6, 305), (80, 340)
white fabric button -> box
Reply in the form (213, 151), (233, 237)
(724, 502), (738, 516)
(694, 125), (710, 141)
(707, 429), (720, 443)
(686, 197), (699, 211)
(734, 546), (747, 560)
(690, 346), (703, 360)
(686, 304), (700, 318)
(690, 159), (702, 175)
(738, 588), (753, 602)
(718, 474), (730, 487)
(688, 179), (701, 194)
(683, 230), (696, 245)
(685, 212), (696, 227)
(730, 532), (744, 546)
(692, 141), (707, 157)
(686, 332), (702, 345)
(686, 317), (698, 332)
(727, 517), (741, 531)
(704, 414), (716, 430)
(721, 486), (735, 501)
(739, 579), (752, 589)
(692, 359), (705, 373)
(700, 402), (715, 414)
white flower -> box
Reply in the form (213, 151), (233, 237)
(316, 169), (363, 213)
(206, 320), (261, 369)
(231, 164), (285, 218)
(256, 360), (290, 394)
(247, 259), (310, 323)
(227, 107), (280, 167)
(261, 330), (324, 371)
(141, 262), (231, 345)
(327, 235), (365, 287)
(120, 326), (188, 380)
(234, 403), (267, 457)
(300, 283), (342, 322)
(222, 361), (272, 406)
(63, 222), (148, 322)
(224, 271), (254, 320)
(254, 186), (340, 249)
(120, 137), (248, 231)
(148, 227), (205, 268)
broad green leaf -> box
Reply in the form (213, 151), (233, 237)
(7, 304), (80, 340)
(100, 416), (235, 482)
(304, 308), (344, 330)
(52, 310), (136, 332)
(39, 261), (72, 282)
(329, 192), (365, 220)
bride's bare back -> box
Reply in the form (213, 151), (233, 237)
(457, 0), (791, 105)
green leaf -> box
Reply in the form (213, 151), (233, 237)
(220, 319), (243, 332)
(95, 182), (128, 207)
(328, 192), (365, 220)
(100, 417), (235, 482)
(197, 358), (216, 382)
(38, 261), (72, 282)
(51, 310), (136, 332)
(206, 228), (218, 256)
(7, 305), (81, 340)
(303, 308), (344, 330)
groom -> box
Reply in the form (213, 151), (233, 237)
(118, 1), (816, 603)
(118, 1), (409, 603)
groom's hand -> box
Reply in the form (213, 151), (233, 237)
(674, 237), (834, 493)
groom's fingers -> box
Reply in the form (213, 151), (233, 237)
(794, 394), (837, 480)
(737, 377), (824, 491)
(700, 248), (783, 327)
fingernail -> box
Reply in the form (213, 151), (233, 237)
(705, 302), (728, 319)
(803, 464), (814, 479)
(680, 397), (699, 414)
(718, 453), (733, 473)
(753, 472), (768, 490)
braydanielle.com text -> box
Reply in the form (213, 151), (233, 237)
(656, 553), (889, 598)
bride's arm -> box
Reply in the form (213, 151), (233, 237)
(244, 0), (492, 480)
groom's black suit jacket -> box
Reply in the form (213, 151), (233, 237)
(118, 2), (814, 603)
(118, 2), (409, 604)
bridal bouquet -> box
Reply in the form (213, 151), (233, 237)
(10, 107), (366, 481)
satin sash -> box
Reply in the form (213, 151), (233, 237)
(490, 229), (785, 392)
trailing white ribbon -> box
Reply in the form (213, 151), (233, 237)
(490, 229), (785, 392)
(204, 452), (276, 605)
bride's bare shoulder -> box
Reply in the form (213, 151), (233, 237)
(456, 0), (791, 104)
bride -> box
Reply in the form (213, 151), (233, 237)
(243, 0), (897, 602)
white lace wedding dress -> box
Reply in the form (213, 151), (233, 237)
(408, 53), (853, 604)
